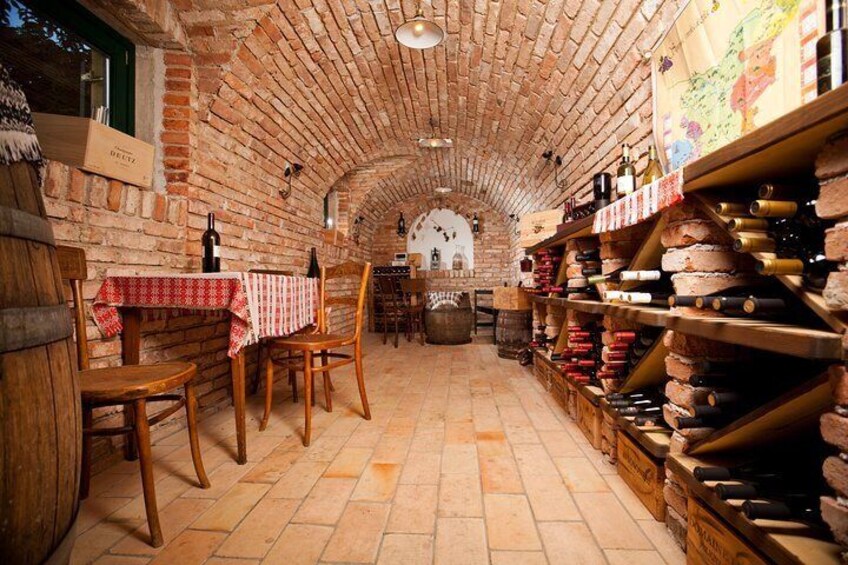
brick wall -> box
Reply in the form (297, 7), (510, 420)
(371, 193), (516, 293)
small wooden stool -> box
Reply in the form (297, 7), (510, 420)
(58, 246), (210, 547)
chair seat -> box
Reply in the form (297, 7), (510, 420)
(80, 362), (197, 404)
(269, 332), (354, 351)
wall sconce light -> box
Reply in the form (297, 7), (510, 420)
(280, 161), (303, 199)
(508, 213), (520, 235)
(520, 254), (533, 273)
(352, 215), (364, 245)
(397, 212), (407, 237)
(472, 212), (480, 237)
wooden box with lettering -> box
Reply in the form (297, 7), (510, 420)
(32, 112), (154, 188)
(519, 209), (562, 248)
(616, 431), (665, 520)
(566, 381), (579, 421)
(576, 393), (602, 449)
(687, 498), (767, 565)
(493, 286), (532, 311)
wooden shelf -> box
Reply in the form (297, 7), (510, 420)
(683, 83), (848, 193)
(531, 296), (670, 328)
(616, 414), (671, 459)
(666, 313), (844, 360)
(688, 371), (832, 456)
(619, 330), (669, 394)
(525, 214), (595, 254)
(667, 452), (843, 565)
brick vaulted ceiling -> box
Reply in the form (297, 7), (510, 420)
(174, 0), (681, 222)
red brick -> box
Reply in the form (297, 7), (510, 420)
(661, 220), (733, 248)
(816, 135), (848, 180)
(821, 412), (848, 452)
(107, 181), (123, 212)
(821, 496), (848, 546)
(816, 177), (848, 219)
(825, 224), (848, 261)
(824, 271), (848, 310)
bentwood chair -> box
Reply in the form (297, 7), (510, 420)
(58, 246), (209, 547)
(262, 261), (372, 445)
(400, 278), (426, 345)
(376, 276), (405, 348)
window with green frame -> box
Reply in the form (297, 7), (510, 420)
(0, 0), (135, 134)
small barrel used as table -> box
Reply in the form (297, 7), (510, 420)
(425, 292), (473, 345)
(495, 309), (532, 359)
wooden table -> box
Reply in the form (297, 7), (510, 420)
(92, 272), (318, 464)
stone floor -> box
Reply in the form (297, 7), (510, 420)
(71, 334), (685, 565)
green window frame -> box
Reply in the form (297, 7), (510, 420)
(16, 0), (135, 134)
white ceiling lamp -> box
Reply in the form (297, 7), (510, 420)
(434, 186), (452, 194)
(395, 1), (444, 50)
(418, 138), (453, 148)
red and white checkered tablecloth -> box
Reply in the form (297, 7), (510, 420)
(592, 169), (684, 234)
(92, 272), (318, 357)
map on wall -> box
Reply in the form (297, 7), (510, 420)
(653, 0), (820, 171)
(407, 209), (474, 271)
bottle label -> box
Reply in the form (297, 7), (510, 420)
(617, 174), (635, 195)
(213, 244), (220, 258)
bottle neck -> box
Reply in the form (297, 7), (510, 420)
(826, 0), (848, 32)
(207, 213), (215, 230)
(621, 145), (631, 163)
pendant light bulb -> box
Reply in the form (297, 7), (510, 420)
(395, 3), (444, 49)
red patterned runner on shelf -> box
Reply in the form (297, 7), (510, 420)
(592, 169), (683, 234)
(92, 273), (317, 357)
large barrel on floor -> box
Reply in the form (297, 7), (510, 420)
(496, 310), (532, 359)
(0, 160), (81, 563)
(425, 304), (473, 345)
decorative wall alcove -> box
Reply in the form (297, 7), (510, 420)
(407, 208), (474, 270)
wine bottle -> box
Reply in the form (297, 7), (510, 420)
(575, 249), (601, 262)
(710, 296), (748, 312)
(749, 200), (798, 218)
(398, 212), (406, 234)
(689, 404), (722, 418)
(675, 415), (715, 429)
(715, 202), (749, 216)
(817, 0), (848, 95)
(201, 212), (221, 273)
(641, 145), (664, 186)
(742, 297), (786, 314)
(581, 266), (601, 276)
(694, 465), (782, 482)
(472, 213), (479, 233)
(689, 374), (731, 388)
(622, 292), (671, 306)
(620, 270), (662, 281)
(758, 183), (798, 200)
(707, 391), (742, 407)
(307, 247), (320, 278)
(616, 143), (636, 197)
(620, 405), (662, 416)
(727, 218), (770, 232)
(668, 295), (698, 307)
(733, 236), (777, 253)
(742, 496), (822, 524)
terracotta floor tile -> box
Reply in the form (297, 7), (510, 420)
(71, 521), (135, 565)
(387, 484), (438, 534)
(522, 473), (581, 521)
(78, 497), (134, 534)
(110, 497), (214, 555)
(323, 447), (373, 478)
(291, 477), (356, 525)
(215, 498), (300, 558)
(321, 502), (390, 563)
(512, 444), (560, 477)
(605, 473), (654, 521)
(191, 482), (270, 532)
(554, 457), (612, 492)
(350, 462), (402, 502)
(438, 473), (483, 518)
(434, 518), (488, 565)
(637, 520), (686, 564)
(266, 460), (329, 499)
(262, 523), (333, 565)
(479, 455), (524, 494)
(441, 444), (479, 474)
(484, 494), (542, 551)
(399, 451), (441, 485)
(239, 448), (300, 484)
(490, 550), (548, 565)
(538, 430), (583, 458)
(573, 492), (653, 550)
(148, 529), (226, 564)
(181, 461), (256, 499)
(91, 556), (150, 565)
(606, 549), (667, 564)
(377, 533), (434, 565)
(538, 522), (606, 563)
(206, 558), (260, 565)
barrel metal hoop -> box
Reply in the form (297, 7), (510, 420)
(0, 305), (73, 353)
(0, 205), (56, 246)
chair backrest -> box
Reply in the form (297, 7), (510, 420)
(319, 261), (372, 339)
(56, 245), (89, 371)
(248, 268), (293, 276)
(376, 276), (402, 311)
(400, 278), (426, 306)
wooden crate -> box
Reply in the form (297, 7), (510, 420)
(687, 498), (768, 565)
(616, 431), (665, 521)
(519, 209), (562, 248)
(32, 112), (155, 188)
(601, 409), (619, 463)
(576, 393), (602, 449)
(493, 287), (532, 311)
(566, 382), (579, 421)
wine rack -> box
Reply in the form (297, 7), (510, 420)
(524, 87), (848, 563)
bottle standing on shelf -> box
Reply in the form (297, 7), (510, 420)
(307, 247), (320, 278)
(641, 144), (664, 186)
(202, 212), (221, 273)
(593, 172), (612, 209)
(817, 0), (848, 95)
(397, 212), (406, 235)
(616, 143), (636, 197)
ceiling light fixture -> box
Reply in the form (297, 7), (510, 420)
(395, 1), (444, 49)
(434, 186), (452, 194)
(418, 137), (453, 148)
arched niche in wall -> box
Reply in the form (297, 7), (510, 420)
(407, 208), (474, 270)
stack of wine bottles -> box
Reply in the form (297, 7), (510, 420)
(596, 269), (672, 306)
(606, 389), (668, 428)
(597, 327), (661, 393)
(694, 459), (825, 527)
(551, 322), (602, 387)
(530, 249), (562, 294)
(718, 183), (835, 292)
(667, 282), (789, 319)
(543, 309), (565, 352)
(563, 239), (601, 300)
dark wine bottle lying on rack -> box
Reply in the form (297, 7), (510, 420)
(620, 405), (663, 417)
(694, 465), (783, 483)
(575, 249), (600, 262)
(742, 297), (786, 314)
(742, 496), (822, 524)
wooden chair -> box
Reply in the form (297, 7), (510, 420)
(375, 276), (405, 348)
(58, 246), (209, 548)
(263, 261), (372, 445)
(400, 278), (426, 345)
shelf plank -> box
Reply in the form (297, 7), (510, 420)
(619, 330), (670, 394)
(525, 214), (595, 254)
(619, 216), (667, 292)
(530, 296), (670, 327)
(687, 372), (831, 456)
(694, 193), (848, 335)
(683, 84), (848, 192)
(666, 312), (844, 359)
(617, 415), (672, 459)
(667, 452), (843, 565)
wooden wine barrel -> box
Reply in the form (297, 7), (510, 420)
(425, 304), (473, 345)
(496, 310), (532, 359)
(0, 161), (81, 564)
